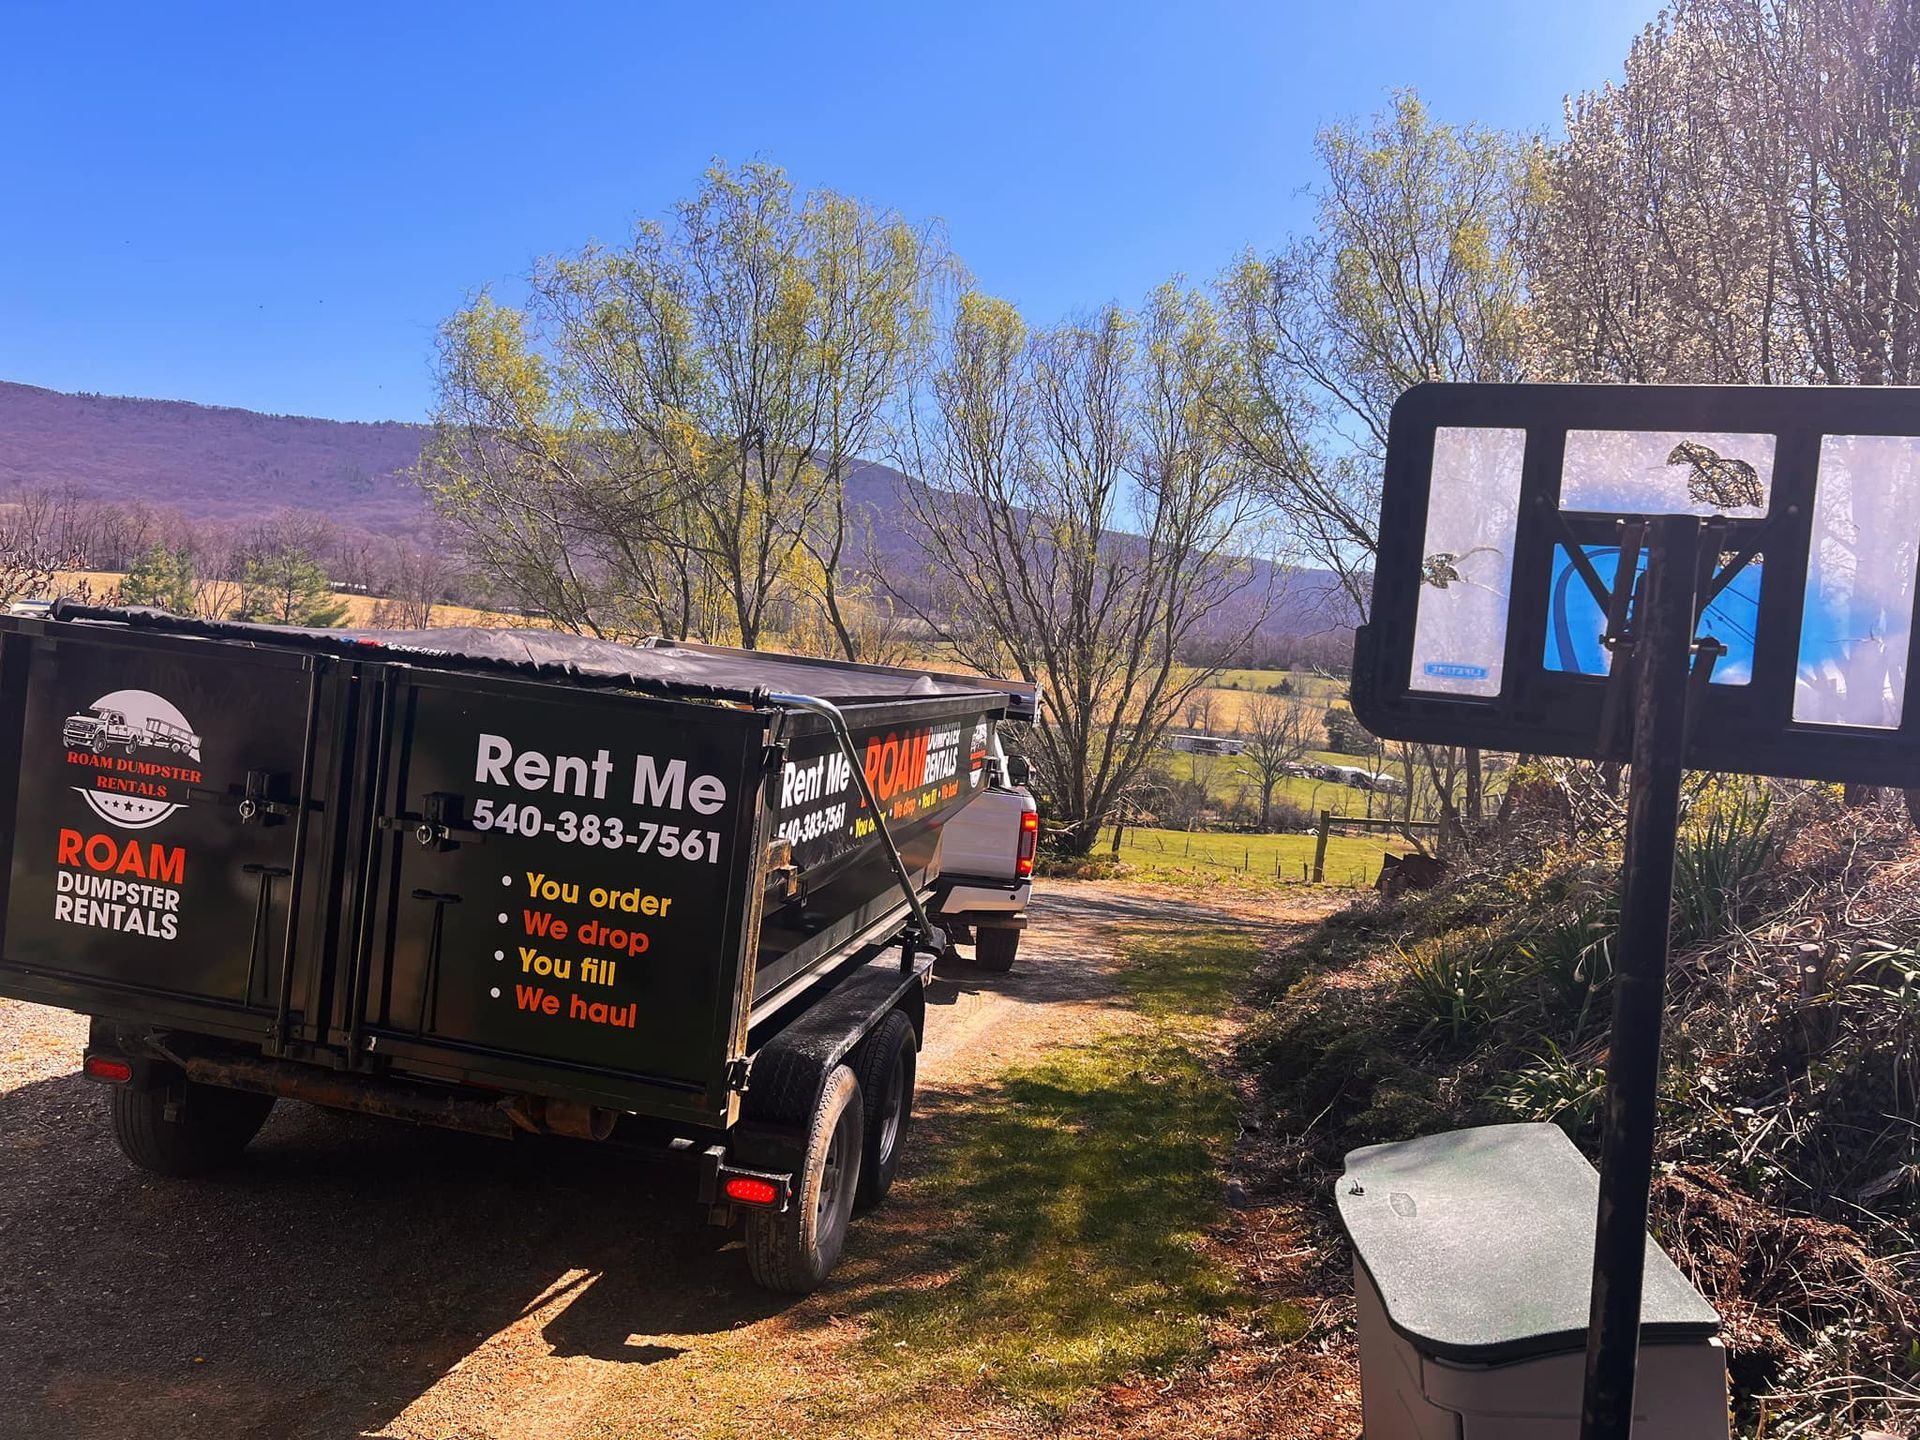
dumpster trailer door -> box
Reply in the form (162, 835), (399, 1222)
(349, 670), (769, 1129)
(0, 624), (342, 1049)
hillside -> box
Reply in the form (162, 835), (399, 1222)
(0, 380), (1352, 646)
(0, 380), (434, 540)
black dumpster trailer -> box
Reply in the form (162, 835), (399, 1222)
(0, 603), (1034, 1291)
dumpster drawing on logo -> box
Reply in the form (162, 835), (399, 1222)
(62, 689), (202, 829)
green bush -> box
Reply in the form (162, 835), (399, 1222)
(1671, 786), (1776, 947)
(1487, 1042), (1607, 1140)
(1396, 931), (1504, 1048)
(1513, 901), (1616, 1038)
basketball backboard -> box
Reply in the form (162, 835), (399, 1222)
(1351, 383), (1920, 786)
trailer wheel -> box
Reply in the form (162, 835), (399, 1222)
(744, 1065), (862, 1293)
(851, 1011), (916, 1210)
(974, 926), (1020, 971)
(110, 1082), (276, 1177)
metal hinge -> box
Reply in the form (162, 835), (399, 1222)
(726, 1056), (753, 1093)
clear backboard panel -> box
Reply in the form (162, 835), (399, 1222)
(1562, 430), (1774, 516)
(1795, 434), (1920, 729)
(1408, 427), (1526, 697)
(1352, 384), (1920, 786)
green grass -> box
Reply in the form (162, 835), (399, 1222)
(1104, 823), (1409, 888)
(861, 929), (1304, 1414)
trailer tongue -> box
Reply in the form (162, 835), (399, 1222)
(0, 603), (1035, 1291)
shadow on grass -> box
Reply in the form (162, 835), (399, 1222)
(830, 930), (1283, 1418)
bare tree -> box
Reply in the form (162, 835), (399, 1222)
(367, 547), (454, 630)
(896, 283), (1274, 855)
(1221, 92), (1531, 616)
(1222, 95), (1532, 826)
(1236, 692), (1312, 830)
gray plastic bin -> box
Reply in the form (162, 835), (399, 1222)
(1337, 1123), (1729, 1439)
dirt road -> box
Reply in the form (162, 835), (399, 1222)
(0, 882), (1337, 1440)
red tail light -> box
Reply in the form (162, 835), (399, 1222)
(1016, 809), (1039, 878)
(84, 1056), (133, 1084)
(724, 1176), (779, 1207)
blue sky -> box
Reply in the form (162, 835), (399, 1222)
(0, 1), (1660, 424)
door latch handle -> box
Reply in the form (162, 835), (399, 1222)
(189, 770), (308, 824)
(379, 791), (485, 851)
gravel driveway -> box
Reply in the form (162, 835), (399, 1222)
(0, 881), (1310, 1440)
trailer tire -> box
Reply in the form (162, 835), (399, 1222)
(851, 1011), (916, 1210)
(744, 1065), (862, 1293)
(110, 1082), (276, 1177)
(974, 926), (1020, 971)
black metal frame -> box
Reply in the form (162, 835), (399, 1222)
(1354, 382), (1920, 783)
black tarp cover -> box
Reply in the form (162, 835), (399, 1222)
(44, 602), (1024, 710)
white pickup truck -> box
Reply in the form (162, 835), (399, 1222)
(933, 731), (1038, 970)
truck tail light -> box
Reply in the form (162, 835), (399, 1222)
(84, 1055), (133, 1084)
(1016, 810), (1039, 878)
(724, 1176), (779, 1207)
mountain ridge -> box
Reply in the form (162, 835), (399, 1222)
(0, 379), (1352, 649)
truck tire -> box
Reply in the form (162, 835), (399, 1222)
(851, 1011), (916, 1210)
(974, 926), (1020, 971)
(745, 1065), (862, 1294)
(110, 1082), (276, 1177)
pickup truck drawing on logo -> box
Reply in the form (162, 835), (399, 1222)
(63, 704), (142, 754)
(63, 699), (202, 760)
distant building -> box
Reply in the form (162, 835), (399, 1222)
(1168, 731), (1246, 756)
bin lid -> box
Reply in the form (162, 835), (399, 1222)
(1336, 1122), (1720, 1365)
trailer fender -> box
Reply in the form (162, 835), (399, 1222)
(731, 955), (929, 1173)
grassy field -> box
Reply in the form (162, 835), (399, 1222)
(1105, 823), (1409, 889)
(859, 928), (1301, 1415)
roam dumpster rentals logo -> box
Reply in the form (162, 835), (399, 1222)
(62, 689), (203, 830)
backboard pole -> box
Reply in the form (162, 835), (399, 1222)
(1580, 514), (1705, 1439)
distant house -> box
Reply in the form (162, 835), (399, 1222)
(1168, 731), (1246, 757)
(1318, 763), (1402, 792)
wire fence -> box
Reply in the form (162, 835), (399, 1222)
(1109, 827), (1403, 888)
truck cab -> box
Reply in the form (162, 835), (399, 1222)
(63, 704), (137, 753)
(933, 728), (1037, 970)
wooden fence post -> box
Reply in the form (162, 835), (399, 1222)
(1312, 809), (1331, 884)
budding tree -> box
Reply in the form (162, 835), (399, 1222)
(423, 162), (942, 653)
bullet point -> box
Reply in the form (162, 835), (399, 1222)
(490, 987), (501, 999)
(494, 949), (504, 960)
(497, 912), (508, 924)
(501, 875), (511, 886)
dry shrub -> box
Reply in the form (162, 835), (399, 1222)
(1655, 1166), (1915, 1378)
